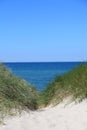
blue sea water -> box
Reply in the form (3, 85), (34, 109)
(4, 62), (81, 91)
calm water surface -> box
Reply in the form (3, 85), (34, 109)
(4, 62), (81, 91)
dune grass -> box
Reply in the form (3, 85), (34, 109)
(1, 62), (87, 121)
(40, 63), (87, 106)
(0, 63), (39, 121)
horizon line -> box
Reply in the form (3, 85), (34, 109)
(2, 61), (86, 63)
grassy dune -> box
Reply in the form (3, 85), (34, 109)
(0, 63), (38, 120)
(0, 62), (87, 120)
(41, 63), (87, 105)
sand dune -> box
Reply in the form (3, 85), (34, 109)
(0, 99), (87, 130)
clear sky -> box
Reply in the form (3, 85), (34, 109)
(0, 0), (87, 62)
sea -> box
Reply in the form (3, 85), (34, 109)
(4, 62), (81, 91)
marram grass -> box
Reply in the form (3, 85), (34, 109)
(0, 63), (39, 121)
(40, 63), (87, 105)
(0, 62), (87, 121)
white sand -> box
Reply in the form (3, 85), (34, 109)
(0, 99), (87, 130)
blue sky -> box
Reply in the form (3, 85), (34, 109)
(0, 0), (87, 62)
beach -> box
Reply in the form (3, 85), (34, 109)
(0, 99), (87, 130)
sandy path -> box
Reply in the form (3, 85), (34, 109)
(0, 99), (87, 130)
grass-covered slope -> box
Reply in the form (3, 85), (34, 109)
(41, 63), (87, 105)
(0, 63), (38, 115)
(1, 62), (87, 114)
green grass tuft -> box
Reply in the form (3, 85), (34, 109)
(40, 63), (87, 106)
(0, 63), (39, 120)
